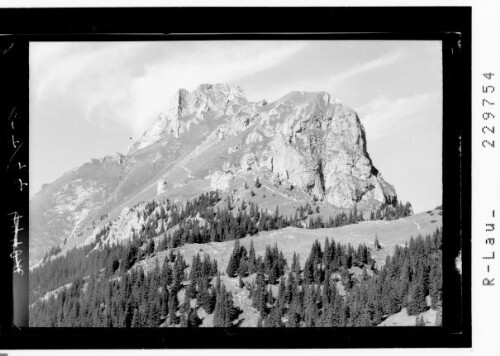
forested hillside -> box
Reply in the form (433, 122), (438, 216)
(29, 193), (441, 327)
(30, 191), (413, 305)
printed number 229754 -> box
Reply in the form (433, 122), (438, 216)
(482, 73), (495, 148)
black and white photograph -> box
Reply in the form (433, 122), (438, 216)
(0, 5), (480, 353)
(28, 40), (445, 328)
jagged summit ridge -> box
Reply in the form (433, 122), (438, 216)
(129, 83), (250, 152)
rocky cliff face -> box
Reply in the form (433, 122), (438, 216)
(129, 84), (396, 208)
(231, 90), (396, 208)
(30, 83), (396, 266)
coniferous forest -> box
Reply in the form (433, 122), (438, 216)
(246, 230), (442, 327)
(30, 191), (409, 303)
(30, 214), (442, 327)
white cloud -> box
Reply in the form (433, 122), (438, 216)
(357, 91), (442, 141)
(325, 50), (404, 87)
(287, 49), (405, 95)
(31, 41), (306, 136)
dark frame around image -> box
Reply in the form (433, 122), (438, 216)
(0, 6), (471, 349)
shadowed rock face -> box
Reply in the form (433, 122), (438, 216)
(30, 83), (396, 266)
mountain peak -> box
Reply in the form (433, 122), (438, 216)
(30, 83), (399, 265)
(128, 83), (250, 153)
(194, 83), (246, 100)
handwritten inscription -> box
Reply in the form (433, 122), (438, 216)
(9, 212), (23, 275)
(2, 42), (14, 56)
(7, 104), (27, 274)
(17, 178), (28, 191)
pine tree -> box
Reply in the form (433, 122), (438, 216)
(211, 259), (219, 277)
(224, 290), (238, 326)
(248, 240), (256, 273)
(407, 282), (427, 316)
(237, 258), (249, 277)
(187, 307), (202, 327)
(185, 280), (197, 300)
(179, 310), (188, 327)
(303, 285), (319, 327)
(341, 269), (353, 290)
(291, 252), (301, 276)
(253, 272), (268, 316)
(147, 297), (161, 327)
(267, 304), (283, 327)
(131, 308), (140, 327)
(167, 294), (179, 326)
(307, 204), (313, 215)
(160, 289), (169, 318)
(429, 258), (442, 307)
(374, 234), (381, 251)
(226, 240), (240, 278)
(213, 283), (238, 327)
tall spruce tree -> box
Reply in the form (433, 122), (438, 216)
(407, 282), (427, 316)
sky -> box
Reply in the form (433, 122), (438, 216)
(30, 40), (442, 213)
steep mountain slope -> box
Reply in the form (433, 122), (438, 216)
(30, 83), (397, 266)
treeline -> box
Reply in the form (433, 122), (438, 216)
(152, 193), (374, 250)
(235, 228), (442, 327)
(135, 189), (412, 252)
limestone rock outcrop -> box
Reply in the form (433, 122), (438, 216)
(131, 84), (396, 208)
